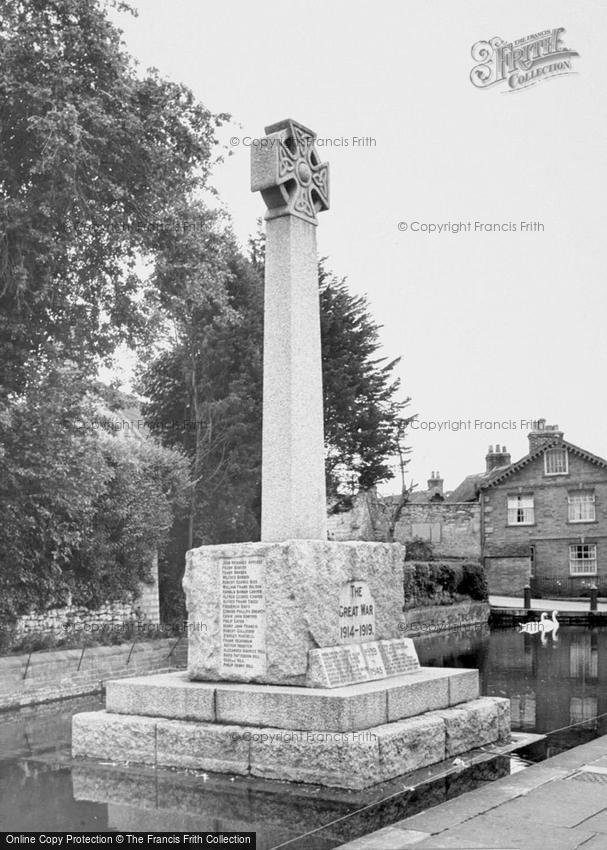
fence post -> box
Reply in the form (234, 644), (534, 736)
(590, 584), (598, 613)
(22, 652), (32, 680)
(523, 585), (532, 611)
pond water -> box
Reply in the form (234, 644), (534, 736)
(1, 625), (607, 848)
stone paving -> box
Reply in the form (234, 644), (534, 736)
(336, 734), (607, 849)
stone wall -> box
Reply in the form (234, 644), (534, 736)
(395, 502), (481, 559)
(327, 490), (481, 559)
(0, 638), (187, 711)
(6, 554), (161, 647)
(484, 557), (530, 596)
(136, 551), (161, 622)
(400, 600), (490, 636)
(11, 599), (138, 640)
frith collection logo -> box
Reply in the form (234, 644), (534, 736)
(470, 28), (579, 91)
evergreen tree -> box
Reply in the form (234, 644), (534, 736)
(140, 230), (413, 554)
(319, 261), (413, 496)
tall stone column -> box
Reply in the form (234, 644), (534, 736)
(251, 119), (330, 542)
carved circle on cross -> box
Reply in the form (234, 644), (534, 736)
(251, 119), (330, 225)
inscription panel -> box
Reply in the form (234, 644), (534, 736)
(307, 638), (419, 688)
(338, 581), (376, 644)
(220, 556), (267, 677)
(378, 638), (420, 676)
(361, 642), (387, 679)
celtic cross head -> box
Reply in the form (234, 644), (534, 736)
(250, 119), (330, 225)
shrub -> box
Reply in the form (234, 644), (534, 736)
(405, 537), (435, 561)
(458, 562), (489, 601)
(0, 366), (190, 625)
(403, 559), (488, 607)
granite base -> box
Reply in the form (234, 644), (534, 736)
(72, 669), (510, 789)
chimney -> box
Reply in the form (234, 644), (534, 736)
(486, 444), (512, 472)
(527, 419), (564, 454)
(427, 471), (444, 495)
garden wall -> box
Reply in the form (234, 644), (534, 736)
(327, 490), (481, 559)
(0, 638), (187, 711)
(400, 600), (491, 637)
(6, 554), (160, 648)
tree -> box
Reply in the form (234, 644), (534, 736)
(319, 261), (413, 496)
(0, 364), (108, 620)
(0, 365), (190, 623)
(0, 0), (227, 395)
(0, 0), (220, 623)
(139, 229), (413, 553)
(137, 217), (263, 553)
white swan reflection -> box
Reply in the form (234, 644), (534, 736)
(518, 611), (559, 644)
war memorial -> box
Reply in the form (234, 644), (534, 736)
(72, 119), (510, 789)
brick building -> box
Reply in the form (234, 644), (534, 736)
(449, 420), (607, 597)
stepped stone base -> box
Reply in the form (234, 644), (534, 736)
(72, 669), (510, 789)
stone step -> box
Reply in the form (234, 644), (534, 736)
(72, 695), (510, 790)
(105, 667), (479, 732)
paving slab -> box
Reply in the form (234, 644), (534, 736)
(337, 827), (429, 849)
(574, 835), (607, 850)
(336, 733), (607, 850)
(392, 783), (526, 834)
(573, 807), (607, 833)
(411, 814), (595, 850)
(489, 778), (607, 828)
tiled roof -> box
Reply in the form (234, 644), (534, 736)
(481, 438), (607, 489)
(446, 466), (508, 502)
(449, 437), (607, 501)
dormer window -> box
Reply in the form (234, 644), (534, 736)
(544, 447), (568, 475)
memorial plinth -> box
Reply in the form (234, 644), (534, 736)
(184, 539), (408, 685)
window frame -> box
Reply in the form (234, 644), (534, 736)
(568, 491), (596, 524)
(544, 447), (569, 476)
(569, 543), (597, 576)
(507, 493), (535, 526)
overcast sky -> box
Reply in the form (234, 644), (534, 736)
(108, 0), (607, 494)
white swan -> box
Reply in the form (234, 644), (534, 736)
(539, 611), (559, 634)
(518, 611), (559, 636)
(518, 619), (543, 634)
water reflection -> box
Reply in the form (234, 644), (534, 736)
(417, 624), (607, 755)
(1, 626), (607, 843)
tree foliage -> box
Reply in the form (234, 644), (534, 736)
(0, 0), (226, 395)
(139, 229), (412, 560)
(138, 220), (263, 550)
(319, 261), (412, 494)
(0, 0), (210, 621)
(0, 366), (190, 622)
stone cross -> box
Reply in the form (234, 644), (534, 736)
(251, 119), (330, 541)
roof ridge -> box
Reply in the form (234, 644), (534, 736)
(481, 437), (607, 488)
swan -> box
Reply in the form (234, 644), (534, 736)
(539, 611), (559, 634)
(518, 611), (559, 636)
(518, 619), (543, 634)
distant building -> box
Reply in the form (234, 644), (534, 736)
(327, 474), (480, 560)
(408, 471), (446, 503)
(449, 420), (607, 597)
